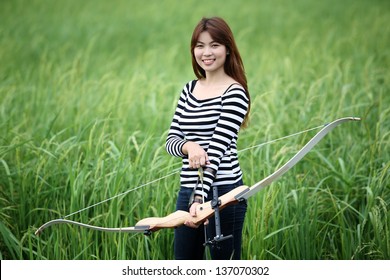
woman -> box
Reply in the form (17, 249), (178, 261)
(165, 17), (251, 260)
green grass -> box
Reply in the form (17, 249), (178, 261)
(0, 0), (389, 260)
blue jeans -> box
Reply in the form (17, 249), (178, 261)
(174, 180), (247, 260)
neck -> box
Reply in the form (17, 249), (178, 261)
(202, 70), (232, 86)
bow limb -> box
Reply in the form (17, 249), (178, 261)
(235, 116), (361, 200)
(35, 185), (248, 235)
(35, 219), (149, 235)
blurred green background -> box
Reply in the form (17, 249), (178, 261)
(0, 0), (389, 259)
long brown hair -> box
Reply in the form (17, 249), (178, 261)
(190, 17), (250, 128)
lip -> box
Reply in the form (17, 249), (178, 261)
(202, 58), (215, 65)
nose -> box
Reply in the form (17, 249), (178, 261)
(203, 46), (212, 56)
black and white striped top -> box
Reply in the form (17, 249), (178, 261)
(165, 80), (249, 198)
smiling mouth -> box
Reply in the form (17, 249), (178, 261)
(202, 59), (215, 65)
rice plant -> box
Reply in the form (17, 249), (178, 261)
(0, 0), (389, 259)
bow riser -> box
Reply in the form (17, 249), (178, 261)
(136, 185), (249, 230)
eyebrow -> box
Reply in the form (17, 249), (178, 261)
(196, 40), (218, 45)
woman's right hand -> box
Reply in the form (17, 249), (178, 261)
(182, 141), (210, 169)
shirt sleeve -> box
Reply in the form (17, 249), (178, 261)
(194, 86), (249, 198)
(165, 82), (192, 157)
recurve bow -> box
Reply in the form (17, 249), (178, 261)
(35, 116), (361, 236)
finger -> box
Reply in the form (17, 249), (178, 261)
(184, 221), (200, 228)
(189, 203), (198, 217)
(189, 158), (201, 169)
(201, 153), (210, 166)
(205, 154), (210, 165)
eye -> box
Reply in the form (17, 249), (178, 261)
(195, 43), (204, 48)
(211, 43), (220, 48)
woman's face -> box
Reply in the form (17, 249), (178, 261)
(193, 31), (228, 75)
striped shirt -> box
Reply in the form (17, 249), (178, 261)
(165, 80), (249, 198)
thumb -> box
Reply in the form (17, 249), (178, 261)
(189, 203), (198, 217)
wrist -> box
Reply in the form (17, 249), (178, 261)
(182, 141), (193, 155)
(191, 197), (203, 204)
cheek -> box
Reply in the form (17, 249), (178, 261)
(193, 50), (203, 64)
(193, 49), (202, 59)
